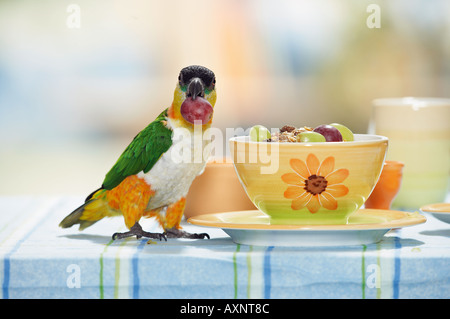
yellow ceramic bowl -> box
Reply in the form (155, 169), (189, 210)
(229, 134), (388, 225)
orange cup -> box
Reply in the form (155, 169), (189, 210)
(184, 160), (256, 218)
(365, 160), (404, 210)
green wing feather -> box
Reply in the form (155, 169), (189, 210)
(101, 109), (173, 190)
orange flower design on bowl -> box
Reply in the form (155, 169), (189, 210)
(281, 154), (349, 213)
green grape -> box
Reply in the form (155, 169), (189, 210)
(329, 123), (354, 141)
(297, 131), (326, 143)
(249, 125), (271, 142)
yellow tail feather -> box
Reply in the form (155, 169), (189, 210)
(59, 189), (119, 230)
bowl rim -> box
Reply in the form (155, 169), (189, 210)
(372, 97), (450, 107)
(229, 133), (388, 146)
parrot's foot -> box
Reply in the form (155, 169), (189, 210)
(112, 222), (167, 241)
(165, 227), (210, 239)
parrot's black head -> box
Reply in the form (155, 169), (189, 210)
(171, 65), (217, 126)
(178, 65), (216, 99)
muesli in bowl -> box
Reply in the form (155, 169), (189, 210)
(250, 123), (355, 143)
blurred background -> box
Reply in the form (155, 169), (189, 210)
(0, 0), (449, 195)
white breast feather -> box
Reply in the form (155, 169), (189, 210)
(137, 119), (212, 210)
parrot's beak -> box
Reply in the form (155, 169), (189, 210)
(186, 77), (204, 100)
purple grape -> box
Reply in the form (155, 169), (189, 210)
(313, 125), (343, 142)
(180, 97), (213, 124)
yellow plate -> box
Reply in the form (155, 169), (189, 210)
(420, 203), (450, 213)
(188, 209), (425, 230)
(187, 209), (426, 246)
(420, 203), (450, 224)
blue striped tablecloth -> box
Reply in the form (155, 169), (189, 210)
(0, 196), (448, 299)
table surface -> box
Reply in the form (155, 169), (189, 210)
(0, 196), (449, 299)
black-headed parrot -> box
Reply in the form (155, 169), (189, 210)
(59, 65), (216, 241)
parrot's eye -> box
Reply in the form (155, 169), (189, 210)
(178, 74), (188, 92)
(204, 78), (215, 95)
(208, 78), (215, 90)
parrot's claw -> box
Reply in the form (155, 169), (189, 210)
(112, 222), (167, 241)
(164, 228), (210, 240)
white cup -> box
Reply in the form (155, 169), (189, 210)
(370, 97), (450, 209)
